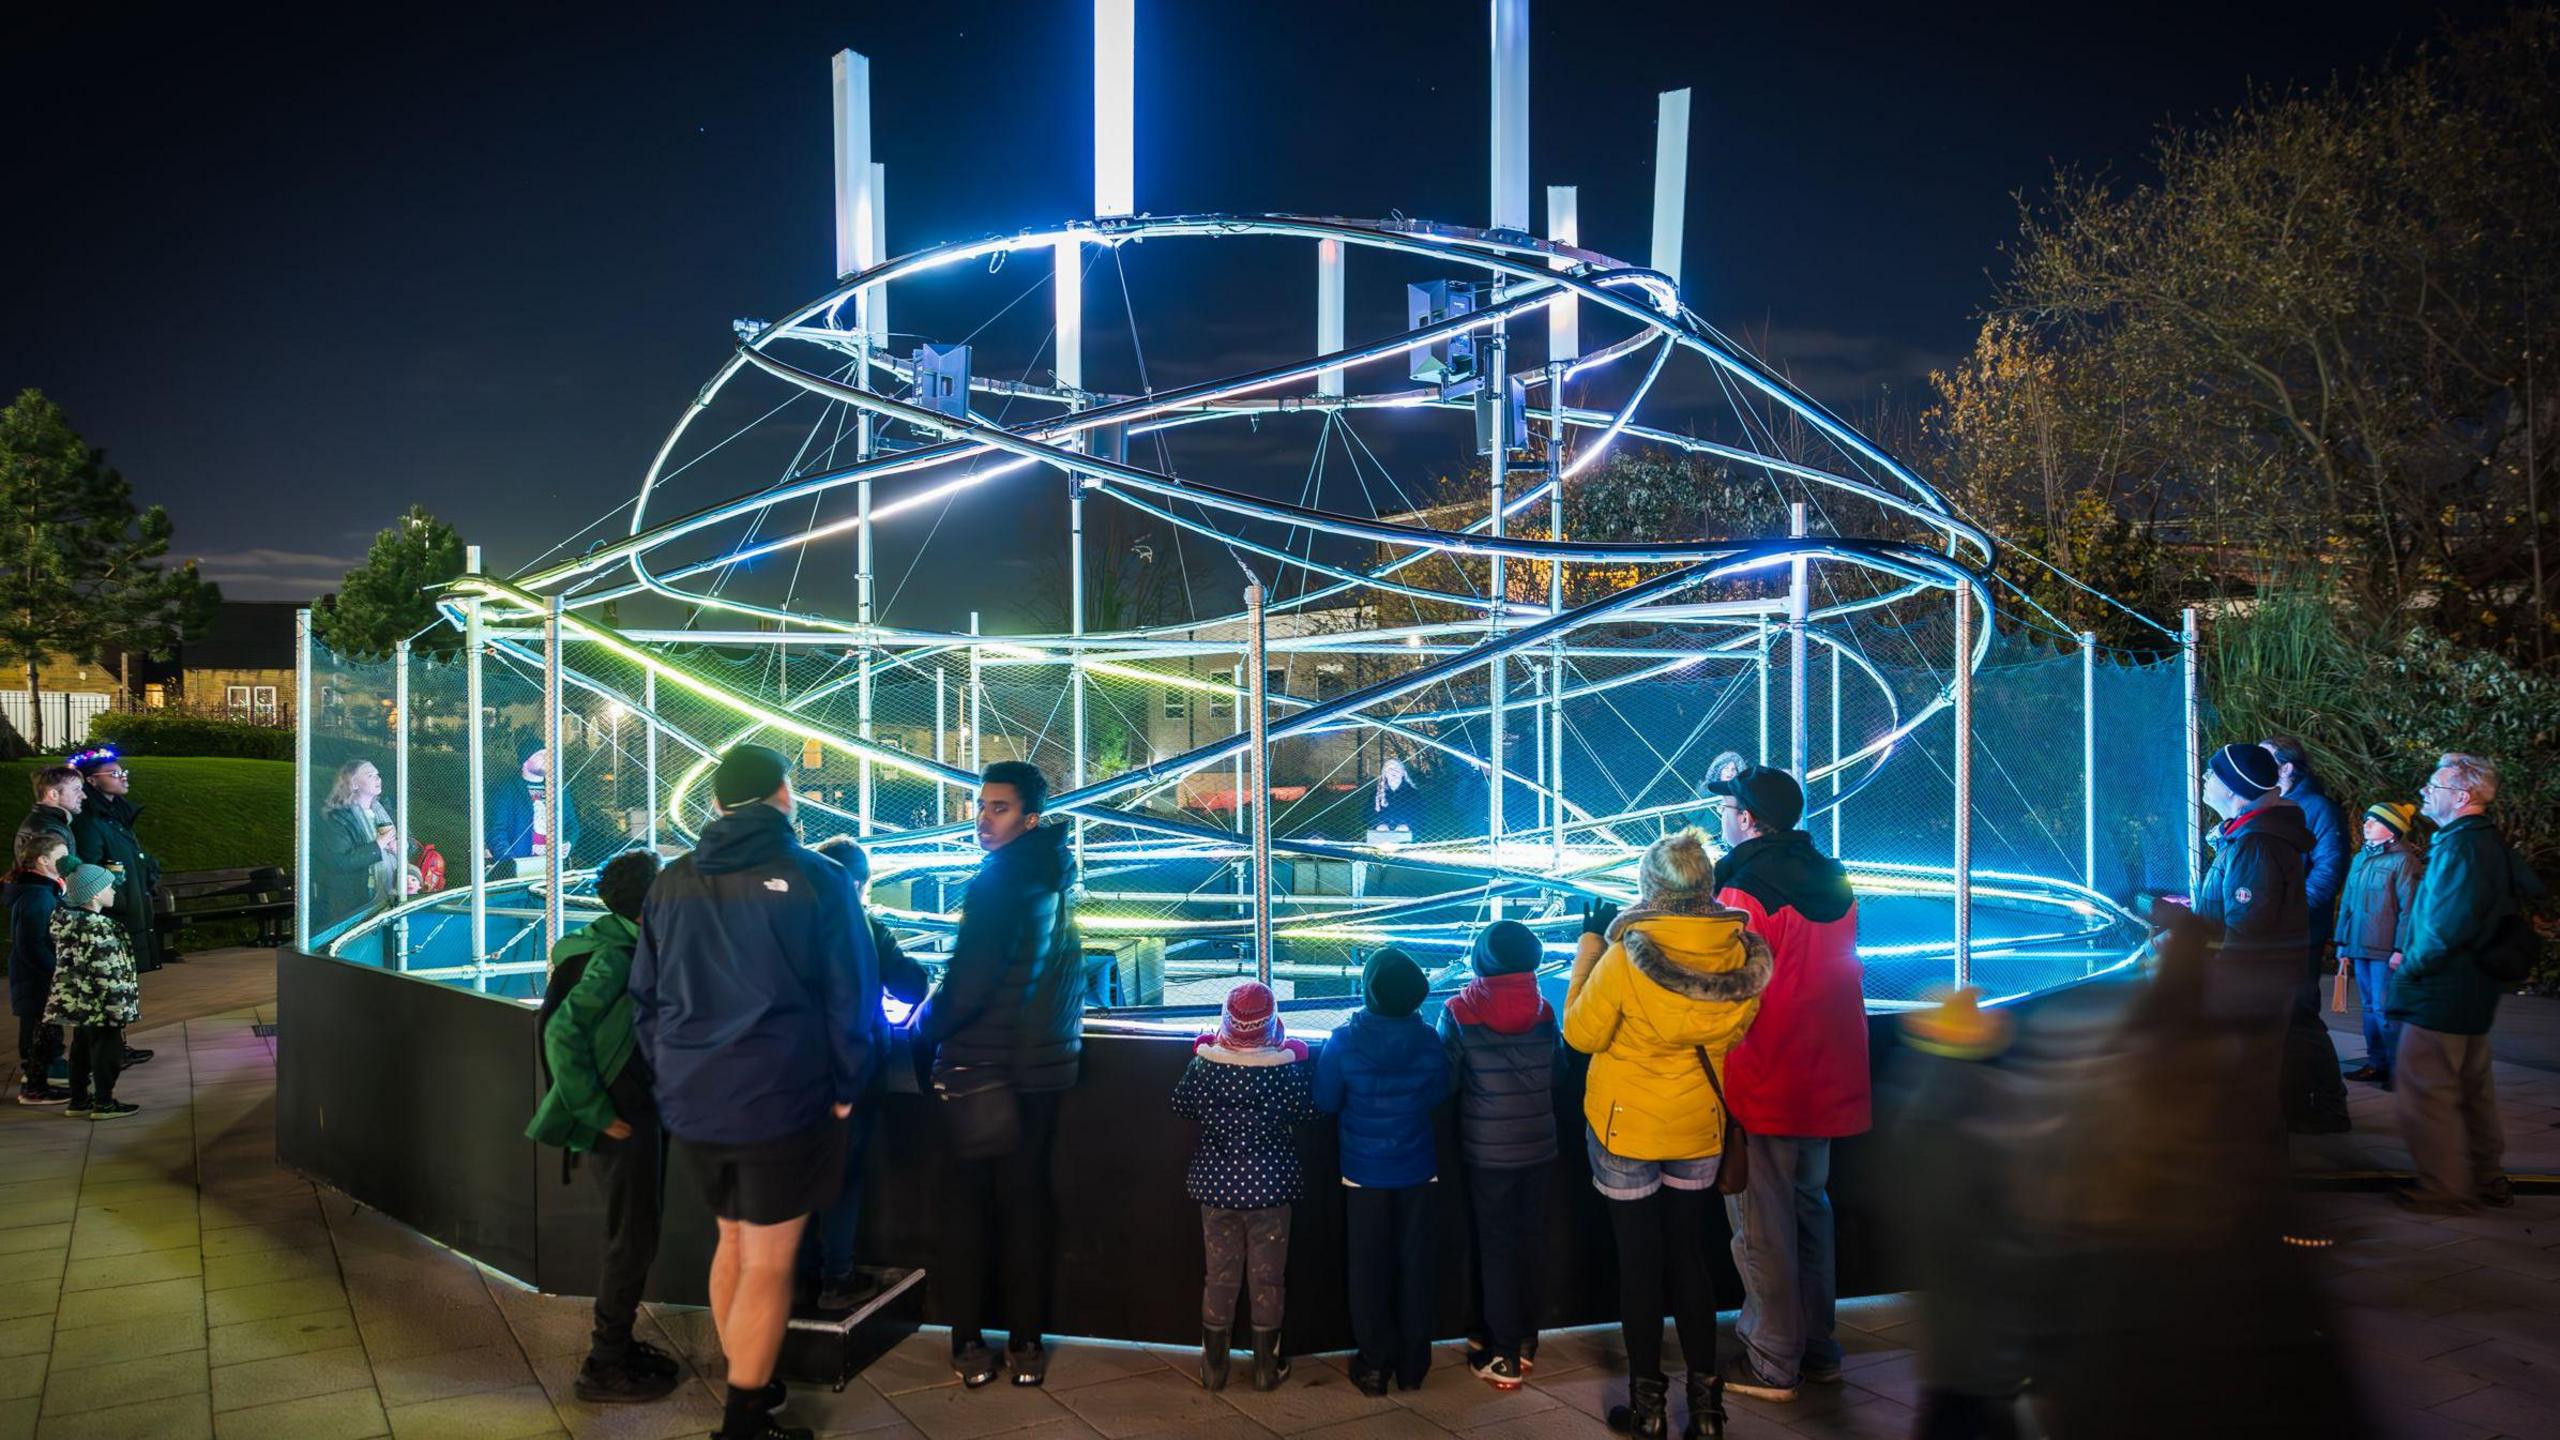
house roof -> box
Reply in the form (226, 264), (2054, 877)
(182, 601), (299, 671)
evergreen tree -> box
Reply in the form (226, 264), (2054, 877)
(0, 389), (221, 752)
(312, 505), (468, 661)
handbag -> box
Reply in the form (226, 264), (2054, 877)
(1691, 1045), (1751, 1196)
(2329, 962), (2351, 1014)
(934, 1062), (1021, 1161)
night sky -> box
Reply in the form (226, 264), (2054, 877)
(2, 0), (2498, 625)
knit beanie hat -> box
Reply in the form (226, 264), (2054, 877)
(1216, 980), (1285, 1050)
(64, 865), (114, 910)
(1471, 919), (1543, 977)
(2364, 801), (2416, 840)
(1362, 946), (1428, 1018)
(713, 744), (792, 808)
(2208, 742), (2281, 803)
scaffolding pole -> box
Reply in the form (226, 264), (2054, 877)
(464, 546), (488, 966)
(293, 608), (313, 953)
(2183, 607), (2203, 896)
(542, 593), (567, 951)
(2082, 629), (2100, 888)
(1788, 503), (1810, 780)
(1548, 366), (1567, 864)
(1828, 642), (1843, 854)
(642, 668), (659, 850)
(1953, 590), (1975, 988)
(934, 667), (948, 826)
(392, 639), (411, 971)
(1245, 583), (1274, 983)
(1486, 293), (1509, 899)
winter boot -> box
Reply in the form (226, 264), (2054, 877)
(1608, 1375), (1670, 1437)
(1200, 1326), (1232, 1390)
(1251, 1327), (1291, 1391)
(1683, 1371), (1726, 1439)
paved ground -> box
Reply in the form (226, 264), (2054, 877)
(0, 950), (2554, 1440)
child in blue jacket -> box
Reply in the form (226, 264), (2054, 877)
(1315, 946), (1453, 1396)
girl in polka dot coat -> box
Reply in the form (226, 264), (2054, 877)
(1171, 982), (1317, 1391)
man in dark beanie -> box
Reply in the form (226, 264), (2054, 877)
(629, 744), (879, 1440)
(1315, 946), (1451, 1395)
(2191, 739), (2318, 1192)
(1440, 918), (1559, 1388)
(2259, 737), (2353, 1134)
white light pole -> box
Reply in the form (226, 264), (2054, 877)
(1952, 589), (1974, 989)
(464, 545), (487, 966)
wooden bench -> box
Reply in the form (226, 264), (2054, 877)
(156, 866), (294, 948)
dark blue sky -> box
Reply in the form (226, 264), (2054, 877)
(1, 1), (2497, 619)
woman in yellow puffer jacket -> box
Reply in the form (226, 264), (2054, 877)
(1563, 827), (1769, 1438)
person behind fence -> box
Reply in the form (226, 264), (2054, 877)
(1705, 765), (1867, 1407)
(2334, 801), (2423, 1089)
(800, 834), (931, 1314)
(1564, 828), (1768, 1440)
(526, 849), (679, 1406)
(913, 760), (1084, 1390)
(45, 863), (141, 1120)
(630, 744), (880, 1440)
(1316, 945), (1451, 1398)
(1439, 918), (1560, 1392)
(1172, 979), (1316, 1394)
(7, 833), (72, 1106)
(2388, 753), (2550, 1215)
(2260, 737), (2353, 1134)
(315, 759), (413, 934)
(16, 766), (86, 878)
(488, 738), (581, 871)
(69, 747), (164, 974)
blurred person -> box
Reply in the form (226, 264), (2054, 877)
(1565, 829), (1768, 1439)
(1440, 918), (1561, 1390)
(629, 745), (880, 1440)
(2387, 754), (2549, 1213)
(7, 834), (72, 1105)
(70, 747), (165, 974)
(2333, 802), (2423, 1088)
(45, 863), (141, 1119)
(913, 761), (1083, 1388)
(2260, 737), (2352, 1133)
(1172, 980), (1317, 1392)
(1705, 765), (1867, 1404)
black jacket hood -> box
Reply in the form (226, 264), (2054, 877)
(984, 821), (1076, 894)
(2217, 798), (2314, 855)
(1713, 828), (1855, 924)
(690, 802), (798, 874)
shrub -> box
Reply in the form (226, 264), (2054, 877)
(87, 711), (293, 761)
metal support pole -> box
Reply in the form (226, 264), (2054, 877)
(1316, 239), (1345, 398)
(464, 546), (488, 965)
(967, 613), (984, 773)
(292, 608), (313, 953)
(1245, 584), (1274, 983)
(1548, 366), (1567, 864)
(1828, 642), (1843, 854)
(1953, 589), (1974, 988)
(1486, 293), (1509, 882)
(2182, 607), (2203, 896)
(542, 594), (567, 950)
(642, 668), (658, 850)
(1788, 502), (1811, 780)
(1232, 661), (1248, 904)
(934, 667), (948, 826)
(1058, 239), (1086, 867)
(1757, 615), (1771, 763)
(2082, 629), (2099, 889)
(392, 639), (411, 971)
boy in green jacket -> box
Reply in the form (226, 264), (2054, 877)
(527, 850), (682, 1403)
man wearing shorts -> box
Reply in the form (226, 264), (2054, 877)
(630, 745), (880, 1440)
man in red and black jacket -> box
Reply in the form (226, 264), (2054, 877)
(1704, 765), (1869, 1404)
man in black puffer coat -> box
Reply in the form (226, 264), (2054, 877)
(1439, 918), (1560, 1388)
(2260, 737), (2352, 1133)
(915, 761), (1083, 1388)
(2192, 744), (2316, 1104)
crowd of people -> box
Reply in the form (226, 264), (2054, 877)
(8, 749), (168, 1117)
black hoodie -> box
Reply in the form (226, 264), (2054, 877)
(917, 822), (1085, 1093)
(1713, 829), (1857, 924)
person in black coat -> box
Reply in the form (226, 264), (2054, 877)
(2260, 737), (2353, 1133)
(1172, 981), (1317, 1393)
(14, 765), (87, 879)
(914, 761), (1083, 1389)
(68, 750), (163, 973)
(6, 832), (72, 1104)
(1439, 919), (1560, 1390)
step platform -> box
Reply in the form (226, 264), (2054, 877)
(777, 1267), (926, 1390)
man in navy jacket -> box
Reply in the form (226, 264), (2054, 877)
(630, 745), (878, 1440)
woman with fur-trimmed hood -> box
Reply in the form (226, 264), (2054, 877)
(1564, 826), (1770, 1438)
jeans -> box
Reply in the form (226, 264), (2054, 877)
(1583, 1123), (1721, 1200)
(2394, 1024), (2504, 1207)
(1725, 1133), (1840, 1385)
(1200, 1204), (1291, 1330)
(1464, 1164), (1545, 1363)
(2350, 958), (2400, 1078)
(67, 1025), (124, 1107)
(1343, 1182), (1434, 1385)
(586, 1108), (666, 1364)
(800, 1103), (875, 1281)
(1607, 1186), (1718, 1385)
(17, 1010), (62, 1090)
(935, 1089), (1062, 1348)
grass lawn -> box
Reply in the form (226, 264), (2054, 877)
(2, 756), (294, 873)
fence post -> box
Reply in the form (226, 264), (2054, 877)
(1829, 642), (1842, 855)
(2182, 607), (2203, 897)
(393, 638), (411, 971)
(1952, 589), (1973, 990)
(464, 546), (487, 967)
(1788, 502), (1810, 780)
(542, 593), (567, 951)
(642, 667), (659, 851)
(1245, 582), (1274, 984)
(293, 608), (313, 953)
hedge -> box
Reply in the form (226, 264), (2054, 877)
(87, 710), (294, 761)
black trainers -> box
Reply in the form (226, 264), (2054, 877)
(623, 1338), (682, 1379)
(86, 1100), (139, 1121)
(573, 1355), (680, 1404)
(1006, 1338), (1048, 1387)
(952, 1338), (999, 1388)
(1349, 1359), (1391, 1397)
(120, 1048), (153, 1067)
(15, 1084), (68, 1107)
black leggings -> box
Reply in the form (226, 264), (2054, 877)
(936, 1089), (1062, 1349)
(1608, 1187), (1719, 1384)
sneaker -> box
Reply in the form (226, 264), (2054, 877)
(2480, 1175), (2517, 1209)
(1006, 1338), (1048, 1387)
(120, 1048), (153, 1067)
(1716, 1355), (1799, 1403)
(573, 1355), (680, 1404)
(623, 1338), (682, 1379)
(15, 1085), (68, 1106)
(1521, 1334), (1538, 1374)
(62, 1098), (93, 1118)
(1348, 1360), (1391, 1398)
(85, 1100), (140, 1121)
(952, 1338), (1000, 1389)
(1473, 1353), (1524, 1391)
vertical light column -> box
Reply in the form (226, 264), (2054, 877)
(1058, 238), (1086, 848)
(1953, 590), (1975, 989)
(2183, 607), (2202, 896)
(1489, 0), (1530, 232)
(464, 547), (487, 966)
(1757, 614), (1771, 762)
(2082, 630), (2099, 889)
(967, 612), (984, 773)
(830, 50), (875, 282)
(292, 608), (313, 952)
(542, 594), (566, 951)
(642, 667), (658, 850)
(1788, 503), (1811, 779)
(1548, 370), (1567, 864)
(1828, 643), (1843, 854)
(1651, 88), (1693, 293)
(934, 666), (948, 826)
(836, 50), (883, 839)
(1485, 296), (1510, 883)
(392, 639), (411, 971)
(1546, 185), (1579, 362)
(1245, 585), (1274, 983)
(1094, 0), (1134, 219)
(1316, 239), (1345, 398)
(1232, 661), (1248, 904)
